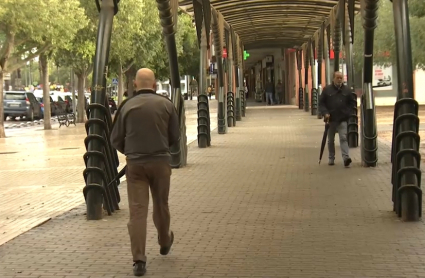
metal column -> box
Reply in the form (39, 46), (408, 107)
(296, 50), (303, 109)
(304, 45), (310, 112)
(310, 41), (318, 116)
(317, 23), (324, 119)
(197, 20), (211, 148)
(239, 40), (246, 117)
(212, 10), (227, 134)
(233, 31), (242, 121)
(324, 26), (331, 85)
(391, 0), (422, 221)
(83, 0), (120, 220)
(360, 0), (378, 168)
(157, 0), (188, 168)
(226, 29), (235, 127)
(333, 8), (342, 73)
(193, 0), (211, 148)
(346, 0), (359, 148)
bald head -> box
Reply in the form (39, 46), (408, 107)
(134, 68), (156, 91)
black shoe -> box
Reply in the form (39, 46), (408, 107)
(133, 261), (146, 277)
(160, 231), (174, 255)
(344, 158), (352, 167)
(328, 159), (335, 166)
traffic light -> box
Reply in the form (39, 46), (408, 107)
(244, 50), (250, 60)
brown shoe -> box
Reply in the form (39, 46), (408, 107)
(160, 231), (174, 255)
(133, 261), (146, 276)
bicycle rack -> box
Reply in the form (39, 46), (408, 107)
(298, 87), (304, 110)
(197, 94), (211, 148)
(311, 88), (318, 116)
(227, 92), (235, 127)
(240, 89), (246, 117)
(391, 98), (422, 219)
(83, 102), (120, 216)
(360, 93), (378, 167)
(348, 90), (359, 148)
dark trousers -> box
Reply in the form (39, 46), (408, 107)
(126, 160), (172, 262)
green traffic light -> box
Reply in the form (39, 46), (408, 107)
(244, 50), (250, 60)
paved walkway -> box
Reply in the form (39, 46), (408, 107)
(1, 104), (425, 278)
(0, 99), (217, 246)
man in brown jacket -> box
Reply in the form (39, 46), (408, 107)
(110, 68), (180, 276)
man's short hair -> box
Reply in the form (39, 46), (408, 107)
(333, 71), (343, 77)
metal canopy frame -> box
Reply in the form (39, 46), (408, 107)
(180, 0), (361, 49)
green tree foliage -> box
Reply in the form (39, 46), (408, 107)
(55, 0), (97, 123)
(109, 0), (163, 103)
(0, 0), (86, 137)
(145, 10), (199, 81)
(410, 0), (425, 18)
(352, 0), (425, 72)
(107, 4), (200, 92)
(178, 13), (200, 79)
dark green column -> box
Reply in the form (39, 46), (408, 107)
(391, 0), (422, 221)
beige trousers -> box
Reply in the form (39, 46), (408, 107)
(126, 161), (172, 262)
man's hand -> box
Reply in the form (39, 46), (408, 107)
(324, 114), (330, 123)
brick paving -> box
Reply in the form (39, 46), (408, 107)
(1, 104), (425, 278)
(0, 99), (217, 246)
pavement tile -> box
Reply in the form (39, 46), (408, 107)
(0, 100), (217, 246)
(1, 104), (425, 277)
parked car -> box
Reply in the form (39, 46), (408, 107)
(377, 77), (392, 87)
(35, 96), (60, 117)
(3, 91), (43, 121)
(156, 89), (170, 98)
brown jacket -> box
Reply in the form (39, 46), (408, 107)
(110, 89), (180, 164)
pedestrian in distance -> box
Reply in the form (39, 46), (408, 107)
(110, 68), (180, 276)
(264, 79), (274, 105)
(318, 71), (356, 167)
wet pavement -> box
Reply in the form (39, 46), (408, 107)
(1, 104), (425, 277)
(0, 99), (217, 246)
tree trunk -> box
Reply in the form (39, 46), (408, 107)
(0, 71), (6, 138)
(38, 61), (43, 85)
(11, 70), (17, 90)
(4, 79), (10, 91)
(118, 65), (124, 106)
(76, 74), (86, 123)
(125, 65), (137, 97)
(40, 54), (52, 130)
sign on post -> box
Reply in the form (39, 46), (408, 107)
(112, 78), (118, 85)
(3, 73), (11, 80)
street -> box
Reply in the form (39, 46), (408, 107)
(0, 99), (217, 246)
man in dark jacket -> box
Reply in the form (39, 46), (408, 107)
(111, 68), (180, 276)
(264, 79), (274, 105)
(319, 71), (356, 167)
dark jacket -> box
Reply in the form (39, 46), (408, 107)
(110, 89), (180, 164)
(319, 83), (356, 123)
(265, 82), (274, 93)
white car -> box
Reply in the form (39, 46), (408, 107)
(157, 89), (170, 98)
